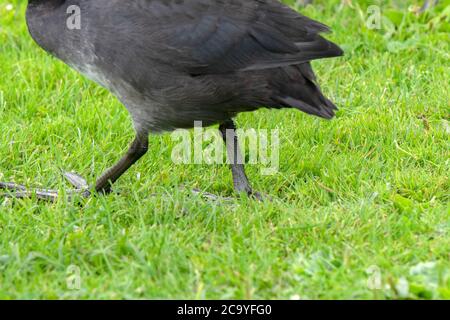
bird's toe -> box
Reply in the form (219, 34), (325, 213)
(248, 190), (272, 202)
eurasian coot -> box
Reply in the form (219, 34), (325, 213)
(1, 0), (343, 201)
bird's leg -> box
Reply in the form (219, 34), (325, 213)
(94, 133), (149, 194)
(0, 133), (148, 202)
(219, 119), (262, 200)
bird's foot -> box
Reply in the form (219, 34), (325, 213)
(187, 187), (234, 202)
(248, 190), (264, 201)
(187, 187), (268, 202)
(0, 172), (90, 202)
(247, 190), (274, 202)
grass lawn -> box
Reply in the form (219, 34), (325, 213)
(0, 0), (448, 299)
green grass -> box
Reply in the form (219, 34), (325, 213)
(0, 0), (448, 299)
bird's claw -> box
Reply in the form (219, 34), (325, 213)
(0, 172), (91, 202)
(189, 188), (234, 202)
(63, 171), (89, 190)
(247, 190), (274, 202)
(249, 190), (264, 201)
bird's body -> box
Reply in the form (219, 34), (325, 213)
(1, 0), (343, 200)
(26, 0), (342, 132)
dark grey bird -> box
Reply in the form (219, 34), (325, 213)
(1, 0), (343, 201)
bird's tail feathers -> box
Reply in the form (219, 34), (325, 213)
(271, 63), (338, 119)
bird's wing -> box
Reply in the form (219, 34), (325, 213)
(116, 0), (343, 75)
